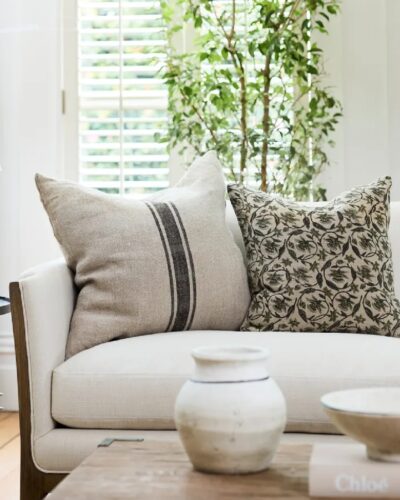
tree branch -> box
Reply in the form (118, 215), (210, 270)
(260, 53), (271, 192)
(230, 0), (236, 39)
(212, 0), (248, 181)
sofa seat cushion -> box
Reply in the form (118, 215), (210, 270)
(52, 330), (400, 433)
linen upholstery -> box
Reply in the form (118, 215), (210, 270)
(16, 260), (75, 471)
(228, 178), (400, 336)
(52, 330), (400, 432)
(36, 152), (250, 358)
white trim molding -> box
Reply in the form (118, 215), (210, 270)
(0, 330), (18, 410)
(0, 330), (15, 354)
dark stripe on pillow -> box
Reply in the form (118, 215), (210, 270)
(170, 202), (197, 330)
(146, 202), (196, 332)
(145, 203), (176, 331)
(155, 203), (191, 331)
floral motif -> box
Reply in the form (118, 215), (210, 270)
(228, 177), (400, 336)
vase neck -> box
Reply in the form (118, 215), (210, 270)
(191, 346), (269, 383)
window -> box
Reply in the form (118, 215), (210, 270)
(63, 1), (298, 195)
(68, 0), (169, 195)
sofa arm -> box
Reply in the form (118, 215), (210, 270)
(10, 259), (76, 447)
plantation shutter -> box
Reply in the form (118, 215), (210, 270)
(78, 0), (169, 195)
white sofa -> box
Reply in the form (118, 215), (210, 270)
(11, 203), (400, 499)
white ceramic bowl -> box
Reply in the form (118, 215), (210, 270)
(321, 387), (400, 462)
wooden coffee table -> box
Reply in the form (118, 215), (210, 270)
(48, 436), (312, 499)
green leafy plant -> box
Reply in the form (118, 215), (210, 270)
(159, 0), (342, 200)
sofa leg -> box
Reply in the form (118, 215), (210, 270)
(10, 282), (66, 499)
(20, 460), (41, 500)
(20, 450), (65, 500)
(20, 446), (41, 500)
(19, 439), (65, 500)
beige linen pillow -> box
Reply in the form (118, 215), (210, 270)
(36, 152), (250, 357)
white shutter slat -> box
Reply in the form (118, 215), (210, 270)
(81, 90), (168, 99)
(78, 0), (168, 195)
(80, 67), (162, 76)
(80, 65), (162, 73)
(81, 115), (166, 120)
(82, 167), (168, 175)
(80, 14), (162, 22)
(81, 154), (168, 162)
(80, 40), (166, 48)
(83, 180), (169, 188)
(80, 53), (165, 61)
(81, 78), (164, 85)
(80, 99), (167, 109)
(80, 28), (166, 35)
(81, 142), (166, 150)
(80, 2), (161, 8)
(81, 129), (163, 136)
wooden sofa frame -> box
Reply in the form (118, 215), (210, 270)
(10, 282), (66, 500)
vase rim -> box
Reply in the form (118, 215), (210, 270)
(192, 345), (269, 363)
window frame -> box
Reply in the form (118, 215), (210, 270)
(62, 0), (79, 182)
(61, 0), (188, 191)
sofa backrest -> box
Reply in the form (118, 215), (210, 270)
(390, 202), (400, 295)
(226, 200), (400, 296)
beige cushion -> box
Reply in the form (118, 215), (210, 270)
(52, 330), (400, 433)
(36, 152), (250, 358)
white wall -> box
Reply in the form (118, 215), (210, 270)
(0, 0), (63, 408)
(319, 0), (400, 200)
(0, 0), (399, 409)
(387, 0), (400, 200)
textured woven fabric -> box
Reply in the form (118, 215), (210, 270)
(51, 330), (400, 432)
(228, 178), (400, 336)
(36, 152), (250, 357)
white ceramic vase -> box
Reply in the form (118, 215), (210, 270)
(175, 345), (286, 474)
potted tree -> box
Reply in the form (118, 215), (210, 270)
(160, 0), (341, 200)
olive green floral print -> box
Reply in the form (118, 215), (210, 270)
(228, 177), (400, 336)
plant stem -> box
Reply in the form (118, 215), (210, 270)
(212, 0), (248, 182)
(230, 0), (236, 39)
(239, 74), (248, 183)
(259, 0), (302, 192)
(229, 0), (248, 182)
(260, 54), (271, 192)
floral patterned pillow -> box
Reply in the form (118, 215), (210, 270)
(228, 178), (400, 336)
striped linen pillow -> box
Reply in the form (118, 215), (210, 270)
(36, 152), (250, 358)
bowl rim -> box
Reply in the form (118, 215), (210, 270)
(321, 387), (400, 418)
